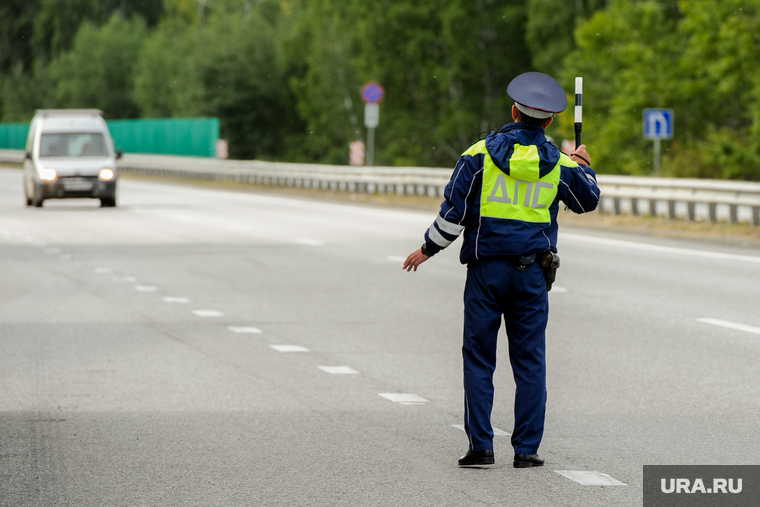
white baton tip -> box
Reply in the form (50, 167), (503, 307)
(575, 105), (582, 122)
(575, 77), (583, 94)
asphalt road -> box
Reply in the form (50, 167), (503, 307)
(2, 167), (760, 506)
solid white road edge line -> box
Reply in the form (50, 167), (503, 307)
(555, 470), (628, 486)
(561, 232), (760, 264)
(698, 318), (760, 335)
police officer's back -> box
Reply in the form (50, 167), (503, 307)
(403, 72), (600, 468)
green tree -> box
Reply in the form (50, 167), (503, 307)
(133, 19), (205, 118)
(291, 0), (536, 167)
(558, 0), (684, 175)
(194, 1), (305, 160)
(525, 0), (606, 76)
(51, 13), (148, 118)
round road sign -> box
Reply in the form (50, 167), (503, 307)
(361, 81), (385, 104)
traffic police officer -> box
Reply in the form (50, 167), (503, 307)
(403, 72), (600, 468)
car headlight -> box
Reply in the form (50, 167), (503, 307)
(39, 168), (57, 181)
(99, 168), (115, 181)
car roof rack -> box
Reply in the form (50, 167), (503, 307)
(35, 109), (103, 117)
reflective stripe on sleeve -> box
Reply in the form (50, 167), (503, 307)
(427, 225), (454, 248)
(435, 216), (465, 236)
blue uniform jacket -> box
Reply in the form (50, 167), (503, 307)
(424, 123), (601, 264)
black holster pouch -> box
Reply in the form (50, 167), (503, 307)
(539, 251), (561, 291)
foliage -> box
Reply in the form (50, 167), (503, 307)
(133, 19), (204, 119)
(50, 14), (148, 119)
(2, 0), (760, 179)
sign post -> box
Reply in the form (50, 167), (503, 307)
(361, 81), (385, 166)
(643, 108), (674, 177)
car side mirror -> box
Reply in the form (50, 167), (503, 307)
(115, 149), (123, 160)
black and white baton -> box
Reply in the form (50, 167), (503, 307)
(574, 77), (583, 149)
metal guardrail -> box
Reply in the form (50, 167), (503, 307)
(598, 175), (760, 225)
(117, 153), (453, 197)
(0, 149), (25, 166)
(2, 149), (759, 225)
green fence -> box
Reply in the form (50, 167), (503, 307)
(0, 123), (29, 150)
(0, 117), (219, 157)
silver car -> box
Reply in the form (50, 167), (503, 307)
(24, 109), (120, 207)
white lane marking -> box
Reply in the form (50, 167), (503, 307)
(555, 470), (628, 486)
(379, 393), (428, 404)
(163, 297), (190, 303)
(452, 424), (510, 436)
(561, 233), (760, 264)
(698, 318), (760, 335)
(44, 247), (61, 254)
(295, 238), (325, 246)
(551, 285), (568, 293)
(386, 255), (406, 263)
(135, 286), (158, 292)
(227, 326), (262, 334)
(318, 366), (360, 374)
(193, 310), (225, 317)
(95, 267), (113, 274)
(113, 276), (137, 282)
(270, 345), (309, 353)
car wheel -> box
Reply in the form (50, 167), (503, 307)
(24, 183), (32, 206)
(32, 184), (44, 208)
(100, 197), (116, 208)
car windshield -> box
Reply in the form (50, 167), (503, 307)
(39, 133), (108, 157)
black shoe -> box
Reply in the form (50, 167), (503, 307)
(513, 453), (544, 468)
(458, 449), (495, 467)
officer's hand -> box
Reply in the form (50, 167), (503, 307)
(403, 248), (430, 272)
(571, 144), (592, 166)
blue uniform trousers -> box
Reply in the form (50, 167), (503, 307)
(462, 257), (548, 455)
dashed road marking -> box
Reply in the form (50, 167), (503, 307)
(227, 326), (262, 334)
(271, 345), (309, 353)
(698, 318), (760, 335)
(379, 393), (428, 404)
(555, 470), (628, 486)
(193, 310), (224, 317)
(135, 286), (158, 292)
(163, 297), (190, 303)
(318, 366), (360, 374)
(386, 255), (406, 263)
(295, 238), (325, 246)
(95, 267), (113, 274)
(452, 424), (510, 436)
(113, 276), (137, 282)
(551, 286), (568, 293)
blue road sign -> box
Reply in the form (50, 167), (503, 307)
(643, 108), (674, 139)
(361, 81), (385, 104)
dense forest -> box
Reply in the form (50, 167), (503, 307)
(1, 0), (759, 179)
